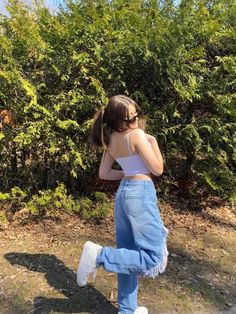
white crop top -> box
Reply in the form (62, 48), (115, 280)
(114, 131), (150, 176)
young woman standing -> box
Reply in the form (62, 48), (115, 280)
(77, 95), (169, 314)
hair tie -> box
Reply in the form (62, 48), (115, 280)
(101, 107), (108, 125)
(100, 108), (107, 149)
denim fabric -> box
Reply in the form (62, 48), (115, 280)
(96, 179), (169, 314)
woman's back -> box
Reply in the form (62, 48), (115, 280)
(108, 129), (139, 159)
(108, 129), (152, 177)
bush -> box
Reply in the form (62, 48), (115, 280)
(0, 210), (9, 227)
(79, 191), (111, 219)
(0, 183), (111, 222)
(23, 183), (80, 216)
(0, 0), (235, 204)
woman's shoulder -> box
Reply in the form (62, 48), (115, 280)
(108, 128), (146, 151)
(128, 128), (146, 139)
(110, 128), (144, 138)
(129, 128), (145, 135)
(118, 128), (145, 137)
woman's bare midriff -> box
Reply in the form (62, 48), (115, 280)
(124, 173), (152, 180)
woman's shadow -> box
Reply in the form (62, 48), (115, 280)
(4, 252), (117, 314)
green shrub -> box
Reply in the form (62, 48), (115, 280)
(0, 183), (111, 221)
(0, 192), (10, 201)
(78, 197), (94, 219)
(0, 211), (8, 226)
(23, 183), (80, 216)
(0, 187), (27, 213)
(0, 0), (235, 204)
(79, 191), (111, 219)
(92, 191), (110, 204)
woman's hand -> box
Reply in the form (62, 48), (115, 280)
(99, 150), (124, 180)
(145, 133), (157, 144)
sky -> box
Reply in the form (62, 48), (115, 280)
(0, 0), (65, 16)
(0, 0), (181, 16)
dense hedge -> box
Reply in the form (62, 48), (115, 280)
(0, 0), (235, 207)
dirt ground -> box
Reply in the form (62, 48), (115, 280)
(0, 199), (236, 314)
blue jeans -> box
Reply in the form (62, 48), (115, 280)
(96, 179), (169, 314)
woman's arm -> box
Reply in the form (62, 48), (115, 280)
(133, 129), (164, 176)
(145, 134), (164, 172)
(99, 149), (124, 181)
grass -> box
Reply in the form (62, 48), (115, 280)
(0, 202), (235, 314)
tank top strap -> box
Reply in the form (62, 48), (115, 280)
(126, 132), (132, 156)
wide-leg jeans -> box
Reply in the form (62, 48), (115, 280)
(96, 179), (169, 314)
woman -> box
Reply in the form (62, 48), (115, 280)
(77, 95), (169, 314)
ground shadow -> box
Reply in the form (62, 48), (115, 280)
(161, 244), (236, 311)
(4, 252), (117, 314)
(200, 212), (236, 231)
(164, 195), (236, 231)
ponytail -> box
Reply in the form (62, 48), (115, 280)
(90, 107), (111, 149)
(100, 108), (107, 149)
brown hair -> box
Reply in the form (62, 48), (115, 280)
(90, 95), (145, 149)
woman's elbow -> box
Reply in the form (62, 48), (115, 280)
(151, 164), (164, 176)
(99, 170), (109, 180)
(152, 170), (163, 177)
(99, 171), (105, 180)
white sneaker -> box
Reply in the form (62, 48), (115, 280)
(76, 241), (102, 287)
(134, 306), (148, 314)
